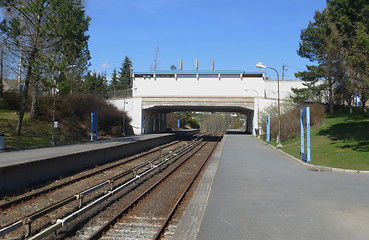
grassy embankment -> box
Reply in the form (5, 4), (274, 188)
(276, 108), (369, 170)
(0, 94), (128, 150)
(0, 106), (75, 149)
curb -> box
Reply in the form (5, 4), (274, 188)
(256, 137), (369, 174)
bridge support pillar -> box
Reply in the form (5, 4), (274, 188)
(141, 110), (167, 134)
(160, 113), (167, 132)
(246, 113), (254, 135)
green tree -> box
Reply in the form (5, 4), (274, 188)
(117, 56), (131, 90)
(294, 9), (343, 113)
(176, 112), (200, 129)
(292, 65), (327, 104)
(177, 112), (191, 128)
(187, 118), (200, 129)
(83, 71), (107, 95)
(0, 0), (90, 134)
(170, 65), (177, 70)
(110, 67), (118, 91)
(328, 0), (369, 112)
(44, 0), (90, 96)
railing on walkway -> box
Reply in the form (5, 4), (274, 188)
(102, 89), (132, 99)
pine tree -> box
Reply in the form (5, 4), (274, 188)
(83, 71), (107, 95)
(110, 68), (118, 91)
(294, 9), (345, 113)
(117, 56), (131, 90)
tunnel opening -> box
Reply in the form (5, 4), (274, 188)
(142, 104), (255, 135)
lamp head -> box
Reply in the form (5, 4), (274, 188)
(256, 62), (266, 69)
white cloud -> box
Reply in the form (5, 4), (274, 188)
(101, 62), (111, 69)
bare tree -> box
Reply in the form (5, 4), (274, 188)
(150, 46), (160, 71)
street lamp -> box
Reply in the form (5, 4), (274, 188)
(256, 62), (283, 147)
(51, 65), (76, 145)
(51, 89), (58, 146)
(122, 100), (128, 136)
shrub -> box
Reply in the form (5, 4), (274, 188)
(34, 94), (131, 140)
(2, 92), (22, 110)
(262, 103), (325, 141)
(200, 113), (228, 133)
(187, 118), (200, 129)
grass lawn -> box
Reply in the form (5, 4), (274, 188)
(275, 108), (369, 170)
(0, 107), (74, 150)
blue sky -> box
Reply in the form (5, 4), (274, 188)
(85, 0), (327, 80)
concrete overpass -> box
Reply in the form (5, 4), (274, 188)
(141, 96), (256, 133)
(110, 69), (319, 135)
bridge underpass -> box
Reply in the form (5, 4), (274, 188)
(110, 68), (320, 135)
(141, 97), (255, 134)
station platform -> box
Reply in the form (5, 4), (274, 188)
(0, 130), (198, 193)
(0, 134), (171, 168)
(173, 133), (369, 240)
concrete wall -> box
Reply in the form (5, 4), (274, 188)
(110, 72), (325, 136)
(264, 80), (311, 99)
(133, 74), (265, 98)
(109, 98), (142, 135)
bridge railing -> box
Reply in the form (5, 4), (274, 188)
(103, 89), (132, 99)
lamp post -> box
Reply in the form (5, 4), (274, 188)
(51, 90), (57, 146)
(51, 69), (58, 146)
(122, 100), (128, 136)
(256, 62), (283, 147)
(51, 64), (76, 145)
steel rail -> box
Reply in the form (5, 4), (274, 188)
(0, 138), (202, 238)
(22, 136), (206, 240)
(86, 135), (217, 240)
(0, 140), (182, 211)
(153, 133), (222, 239)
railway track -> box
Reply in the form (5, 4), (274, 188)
(0, 136), (206, 239)
(0, 140), (182, 211)
(79, 133), (222, 240)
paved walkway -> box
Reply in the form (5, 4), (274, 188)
(175, 134), (369, 240)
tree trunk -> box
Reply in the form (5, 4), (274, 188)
(362, 97), (367, 113)
(0, 45), (3, 96)
(360, 93), (367, 113)
(30, 81), (39, 119)
(329, 79), (334, 114)
(17, 38), (23, 93)
(347, 95), (353, 113)
(16, 48), (36, 135)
